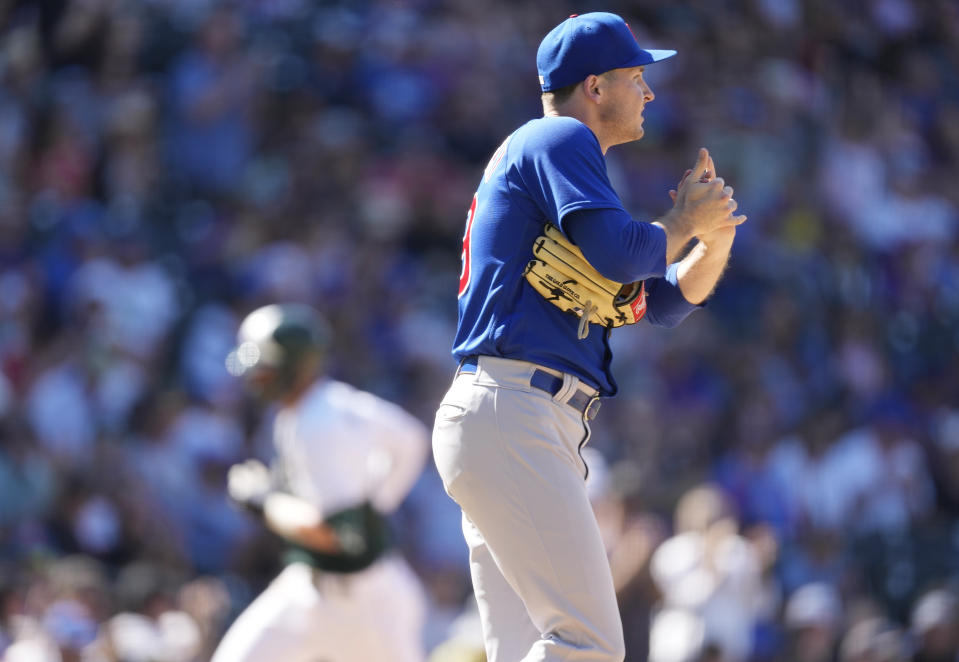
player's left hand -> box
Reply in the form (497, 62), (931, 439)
(695, 225), (738, 248)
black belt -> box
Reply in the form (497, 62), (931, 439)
(458, 357), (602, 421)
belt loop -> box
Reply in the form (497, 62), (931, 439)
(456, 356), (479, 378)
(551, 373), (577, 405)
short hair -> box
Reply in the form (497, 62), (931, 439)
(541, 81), (580, 107)
(541, 70), (621, 108)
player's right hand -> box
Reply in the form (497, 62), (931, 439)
(227, 459), (271, 507)
(670, 148), (746, 237)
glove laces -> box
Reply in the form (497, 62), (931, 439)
(578, 301), (597, 340)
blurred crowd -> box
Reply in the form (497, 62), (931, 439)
(0, 0), (958, 660)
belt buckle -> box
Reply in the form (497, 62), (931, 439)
(584, 395), (601, 421)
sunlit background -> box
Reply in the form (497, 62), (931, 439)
(1, 0), (958, 661)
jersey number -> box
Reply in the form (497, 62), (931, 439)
(457, 194), (477, 298)
(458, 136), (509, 298)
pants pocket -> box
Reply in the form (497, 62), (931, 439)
(434, 401), (467, 422)
(432, 388), (471, 498)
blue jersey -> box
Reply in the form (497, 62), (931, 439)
(453, 116), (695, 394)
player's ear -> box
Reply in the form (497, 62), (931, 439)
(583, 75), (602, 103)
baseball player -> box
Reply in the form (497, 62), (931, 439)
(432, 12), (745, 662)
(212, 303), (428, 662)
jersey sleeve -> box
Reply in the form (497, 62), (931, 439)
(518, 118), (625, 224)
(643, 263), (702, 328)
(564, 207), (667, 282)
(348, 391), (429, 514)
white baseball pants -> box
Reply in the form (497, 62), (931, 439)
(432, 355), (625, 662)
(210, 557), (426, 662)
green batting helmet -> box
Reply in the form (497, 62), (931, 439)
(227, 303), (331, 398)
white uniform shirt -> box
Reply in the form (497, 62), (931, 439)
(272, 378), (428, 518)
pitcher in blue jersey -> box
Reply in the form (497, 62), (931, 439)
(433, 12), (746, 662)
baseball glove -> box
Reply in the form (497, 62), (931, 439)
(523, 224), (647, 339)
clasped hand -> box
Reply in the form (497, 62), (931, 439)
(669, 148), (747, 243)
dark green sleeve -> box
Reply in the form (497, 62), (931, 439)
(282, 502), (393, 574)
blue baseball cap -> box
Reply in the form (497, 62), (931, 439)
(537, 12), (676, 92)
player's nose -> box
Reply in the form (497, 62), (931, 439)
(643, 81), (655, 103)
